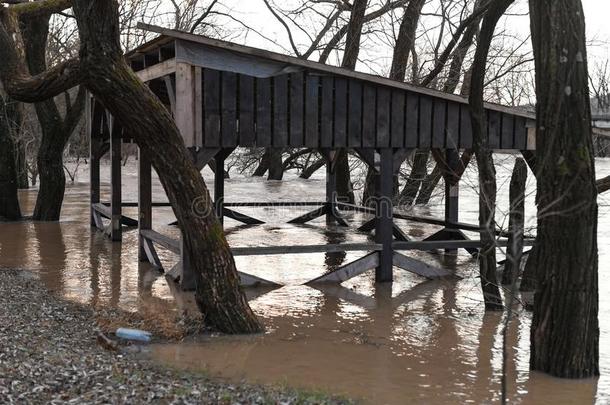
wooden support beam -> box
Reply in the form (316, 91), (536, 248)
(238, 272), (281, 287)
(175, 62), (196, 147)
(191, 147), (220, 170)
(138, 148), (152, 262)
(140, 229), (181, 253)
(224, 201), (327, 207)
(110, 116), (122, 241)
(92, 203), (137, 227)
(392, 252), (453, 279)
(232, 243), (382, 256)
(223, 208), (265, 225)
(135, 58), (176, 82)
(167, 262), (279, 290)
(376, 148), (394, 282)
(393, 238), (535, 251)
(287, 205), (327, 224)
(443, 150), (460, 254)
(306, 252), (379, 284)
(163, 75), (176, 115)
(357, 216), (409, 241)
(142, 237), (163, 269)
(341, 201), (530, 239)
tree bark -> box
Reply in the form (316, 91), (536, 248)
(21, 14), (86, 221)
(341, 0), (367, 70)
(0, 93), (22, 220)
(528, 0), (599, 377)
(14, 138), (28, 189)
(300, 157), (325, 179)
(469, 0), (514, 311)
(398, 150), (428, 206)
(253, 147), (283, 180)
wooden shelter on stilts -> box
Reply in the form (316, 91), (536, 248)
(88, 24), (536, 291)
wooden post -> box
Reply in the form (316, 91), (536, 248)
(110, 115), (122, 241)
(88, 96), (100, 227)
(444, 150), (460, 224)
(175, 62), (195, 147)
(214, 151), (225, 226)
(502, 157), (527, 285)
(325, 152), (337, 224)
(376, 148), (394, 282)
(138, 147), (152, 261)
(444, 149), (459, 254)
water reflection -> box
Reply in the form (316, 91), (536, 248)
(0, 157), (608, 404)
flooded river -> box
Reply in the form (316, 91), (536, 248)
(1, 154), (610, 404)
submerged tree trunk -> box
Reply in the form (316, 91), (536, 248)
(0, 0), (262, 333)
(253, 148), (283, 180)
(14, 138), (28, 189)
(0, 94), (22, 220)
(399, 150), (428, 205)
(469, 0), (514, 311)
(22, 14), (85, 221)
(528, 0), (599, 378)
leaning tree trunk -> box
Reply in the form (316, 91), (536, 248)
(469, 0), (515, 311)
(399, 150), (428, 205)
(0, 94), (21, 220)
(69, 0), (262, 333)
(528, 0), (599, 378)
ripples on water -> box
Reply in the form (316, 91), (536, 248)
(1, 154), (609, 404)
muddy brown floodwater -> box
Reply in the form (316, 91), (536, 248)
(1, 154), (610, 404)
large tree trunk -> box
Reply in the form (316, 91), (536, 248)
(22, 14), (85, 221)
(528, 0), (599, 377)
(72, 0), (262, 333)
(14, 138), (28, 189)
(253, 148), (283, 180)
(0, 94), (22, 220)
(469, 0), (514, 311)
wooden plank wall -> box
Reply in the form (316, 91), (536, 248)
(194, 68), (527, 150)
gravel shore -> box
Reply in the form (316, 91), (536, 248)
(0, 269), (353, 404)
